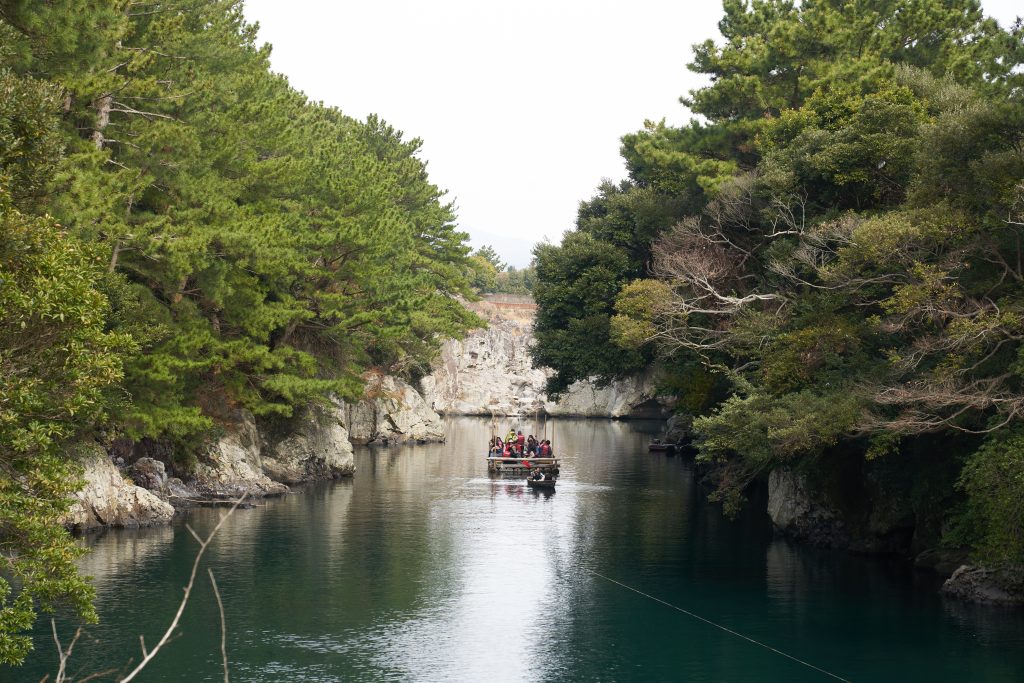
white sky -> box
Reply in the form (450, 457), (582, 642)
(243, 0), (1022, 267)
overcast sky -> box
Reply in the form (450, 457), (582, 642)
(243, 1), (1022, 267)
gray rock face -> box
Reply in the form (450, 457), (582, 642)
(422, 316), (549, 416)
(191, 409), (289, 498)
(423, 308), (671, 418)
(767, 469), (852, 548)
(663, 414), (690, 443)
(262, 400), (355, 483)
(544, 368), (671, 418)
(942, 565), (1024, 605)
(915, 547), (970, 578)
(191, 404), (359, 495)
(66, 445), (175, 530)
(128, 457), (168, 491)
(345, 374), (446, 444)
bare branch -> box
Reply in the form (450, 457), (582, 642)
(119, 493), (248, 682)
(208, 569), (230, 683)
(51, 621), (81, 683)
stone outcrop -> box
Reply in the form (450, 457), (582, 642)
(915, 547), (970, 578)
(345, 374), (446, 444)
(423, 299), (672, 418)
(767, 468), (852, 548)
(191, 402), (358, 496)
(66, 444), (175, 531)
(190, 409), (289, 498)
(422, 313), (548, 416)
(941, 565), (1024, 605)
(767, 466), (919, 554)
(261, 400), (356, 483)
(544, 368), (670, 418)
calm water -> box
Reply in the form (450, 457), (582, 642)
(9, 417), (1024, 682)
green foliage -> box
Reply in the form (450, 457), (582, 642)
(530, 179), (685, 389)
(958, 429), (1024, 567)
(532, 233), (648, 394)
(0, 202), (128, 664)
(694, 388), (863, 466)
(610, 279), (670, 350)
(467, 254), (499, 292)
(534, 0), (1024, 569)
(492, 265), (537, 295)
(472, 244), (506, 272)
(0, 0), (483, 660)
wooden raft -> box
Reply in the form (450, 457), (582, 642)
(486, 456), (559, 476)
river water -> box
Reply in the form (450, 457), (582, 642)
(10, 417), (1024, 681)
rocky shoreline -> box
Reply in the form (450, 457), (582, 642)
(762, 466), (1024, 606)
(72, 295), (1017, 606)
(66, 375), (445, 532)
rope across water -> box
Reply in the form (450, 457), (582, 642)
(584, 568), (852, 682)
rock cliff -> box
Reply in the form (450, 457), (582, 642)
(190, 409), (290, 499)
(766, 465), (920, 555)
(767, 469), (851, 548)
(423, 298), (671, 418)
(69, 373), (439, 528)
(344, 374), (446, 444)
(66, 444), (175, 531)
(261, 400), (356, 483)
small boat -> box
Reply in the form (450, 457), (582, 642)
(648, 440), (676, 453)
(526, 476), (556, 489)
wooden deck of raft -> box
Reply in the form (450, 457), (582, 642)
(486, 456), (559, 476)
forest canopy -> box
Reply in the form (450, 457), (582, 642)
(532, 0), (1024, 563)
(0, 0), (480, 663)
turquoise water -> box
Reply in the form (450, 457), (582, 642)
(9, 417), (1024, 681)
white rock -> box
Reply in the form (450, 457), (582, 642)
(424, 301), (671, 418)
(345, 374), (446, 444)
(66, 444), (175, 530)
(191, 409), (288, 497)
(261, 399), (355, 482)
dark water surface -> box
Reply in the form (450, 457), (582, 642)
(9, 417), (1024, 681)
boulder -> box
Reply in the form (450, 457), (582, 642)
(345, 374), (445, 445)
(261, 399), (356, 483)
(915, 547), (971, 578)
(767, 468), (851, 548)
(128, 457), (168, 491)
(66, 444), (175, 531)
(190, 409), (288, 498)
(941, 565), (1024, 605)
(663, 414), (690, 443)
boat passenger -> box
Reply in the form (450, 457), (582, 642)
(531, 469), (543, 481)
(526, 435), (537, 455)
(516, 430), (526, 452)
(506, 428), (517, 445)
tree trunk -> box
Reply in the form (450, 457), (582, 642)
(92, 94), (112, 150)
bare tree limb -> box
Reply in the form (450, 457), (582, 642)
(118, 493), (248, 682)
(208, 569), (229, 683)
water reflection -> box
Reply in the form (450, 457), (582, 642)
(10, 417), (1024, 682)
